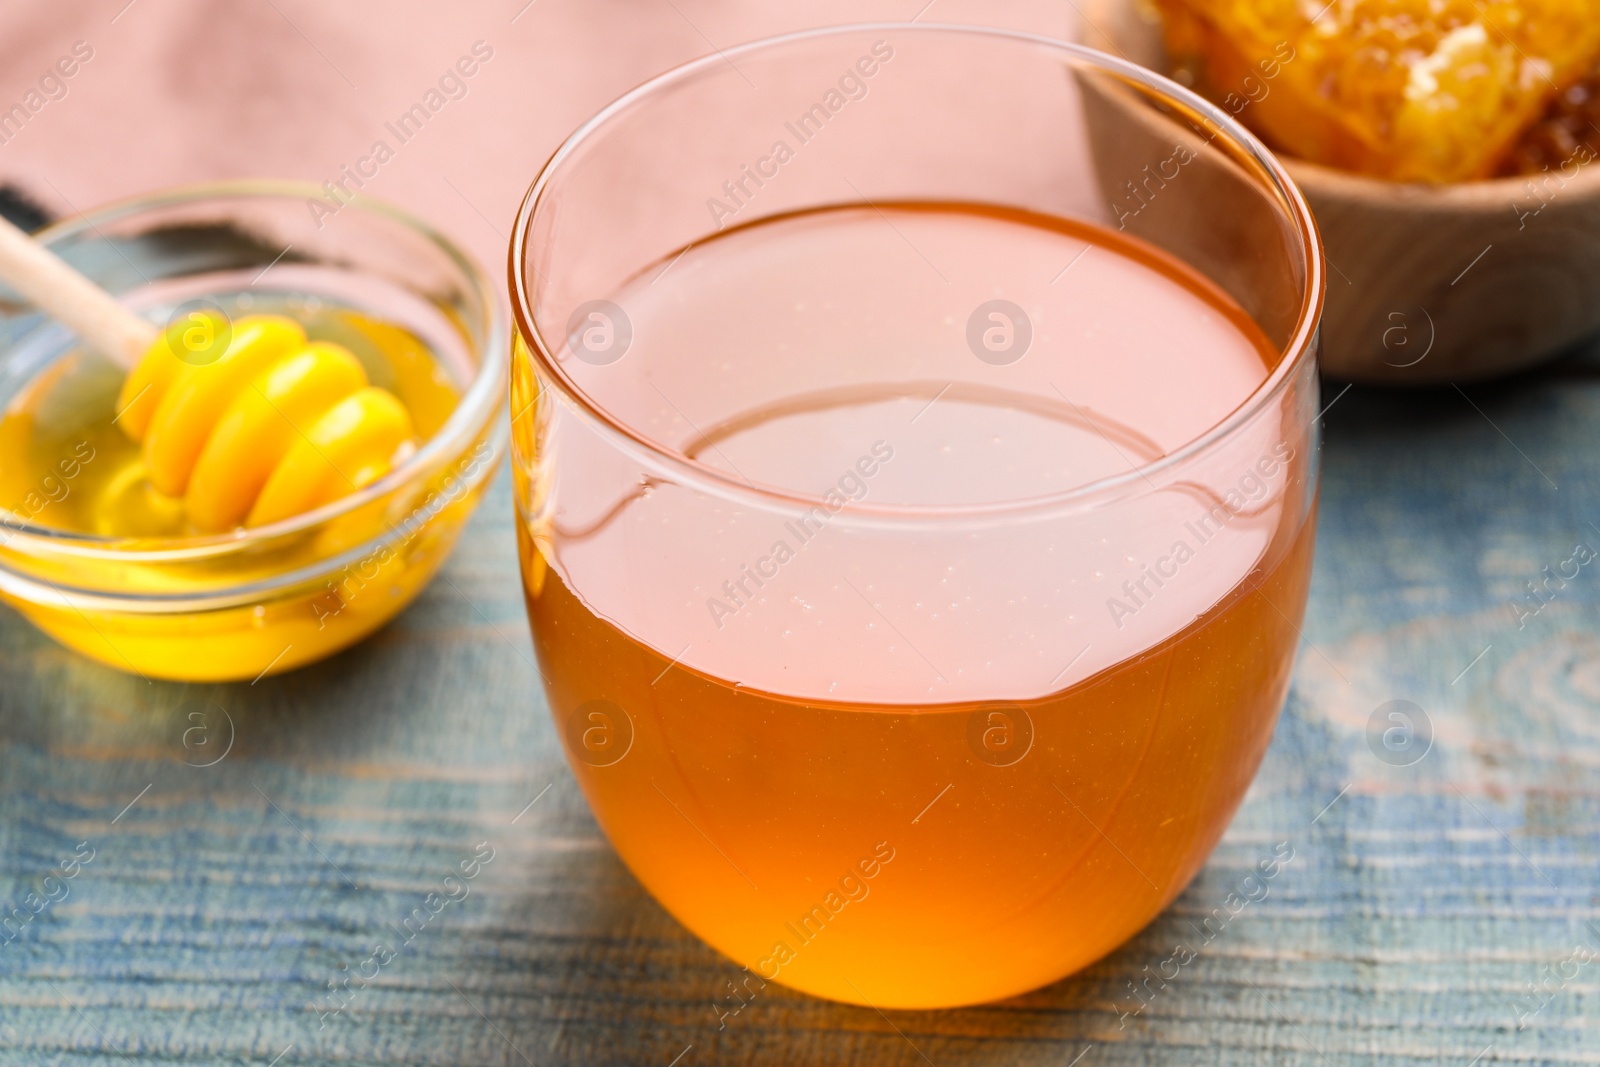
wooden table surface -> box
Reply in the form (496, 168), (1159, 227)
(5, 357), (1600, 1066)
(4, 2), (1600, 1065)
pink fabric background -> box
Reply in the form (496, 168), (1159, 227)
(0, 0), (1080, 281)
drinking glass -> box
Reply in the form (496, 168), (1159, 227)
(509, 24), (1322, 1008)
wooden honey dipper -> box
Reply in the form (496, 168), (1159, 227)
(0, 212), (414, 532)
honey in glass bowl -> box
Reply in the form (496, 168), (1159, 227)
(0, 183), (505, 682)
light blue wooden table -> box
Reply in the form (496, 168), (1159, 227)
(2, 348), (1599, 1063)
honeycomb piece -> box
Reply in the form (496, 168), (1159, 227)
(1157, 0), (1600, 182)
(1499, 68), (1600, 175)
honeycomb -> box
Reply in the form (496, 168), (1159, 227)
(1500, 69), (1600, 175)
(1157, 0), (1600, 182)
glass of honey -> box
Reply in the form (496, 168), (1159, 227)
(0, 182), (505, 681)
(510, 25), (1323, 1008)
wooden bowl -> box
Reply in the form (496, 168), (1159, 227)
(1081, 0), (1600, 384)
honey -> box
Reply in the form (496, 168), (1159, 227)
(0, 291), (479, 681)
(1500, 69), (1600, 175)
(1159, 0), (1600, 182)
(514, 203), (1318, 1006)
(2, 296), (457, 539)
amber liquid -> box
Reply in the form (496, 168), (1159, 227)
(518, 203), (1315, 1008)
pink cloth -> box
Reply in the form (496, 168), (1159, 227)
(0, 0), (1076, 275)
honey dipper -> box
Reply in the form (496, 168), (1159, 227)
(0, 212), (414, 533)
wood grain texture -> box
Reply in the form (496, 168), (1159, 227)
(1291, 161), (1600, 385)
(1, 1), (1598, 1061)
(5, 351), (1600, 1065)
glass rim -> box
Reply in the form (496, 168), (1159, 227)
(510, 22), (1326, 520)
(0, 178), (508, 562)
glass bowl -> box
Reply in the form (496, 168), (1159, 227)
(0, 181), (506, 682)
